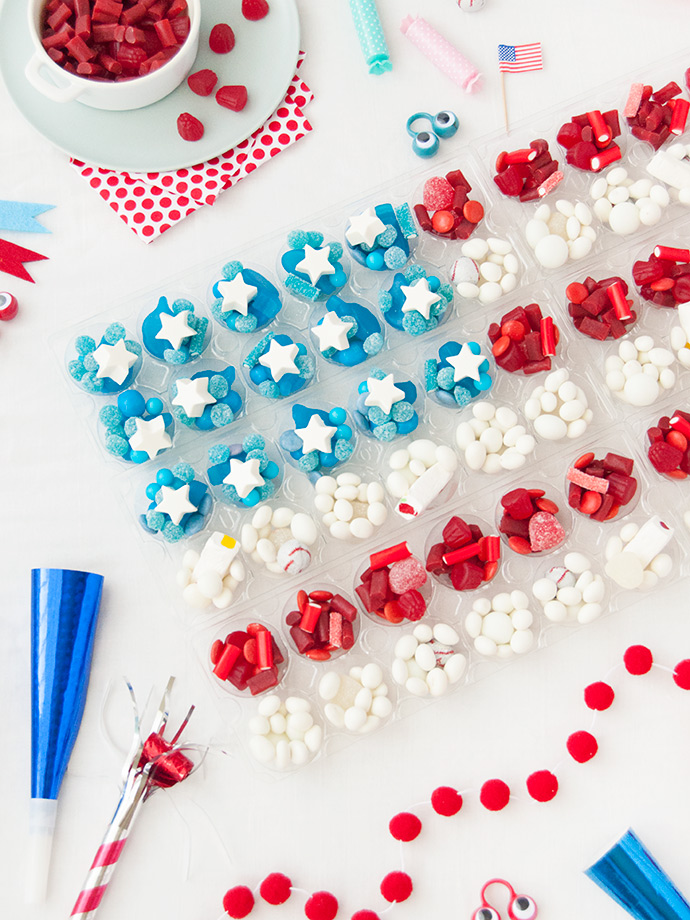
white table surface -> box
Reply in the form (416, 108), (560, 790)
(3, 1), (690, 918)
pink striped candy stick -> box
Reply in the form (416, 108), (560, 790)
(400, 15), (482, 93)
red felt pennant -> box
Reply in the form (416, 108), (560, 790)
(0, 237), (47, 282)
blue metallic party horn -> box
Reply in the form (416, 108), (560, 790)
(586, 829), (690, 920)
(27, 568), (104, 903)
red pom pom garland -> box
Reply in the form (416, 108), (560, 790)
(219, 646), (690, 919)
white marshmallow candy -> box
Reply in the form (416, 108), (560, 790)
(532, 553), (605, 624)
(248, 695), (322, 768)
(604, 516), (675, 590)
(456, 401), (535, 473)
(177, 532), (246, 610)
(524, 369), (593, 441)
(465, 591), (535, 657)
(392, 622), (467, 697)
(387, 439), (458, 518)
(313, 472), (387, 540)
(318, 665), (392, 733)
(452, 237), (519, 303)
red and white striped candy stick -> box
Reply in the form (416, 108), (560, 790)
(70, 678), (199, 920)
(400, 15), (482, 92)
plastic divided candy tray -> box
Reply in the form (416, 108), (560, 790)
(55, 55), (690, 777)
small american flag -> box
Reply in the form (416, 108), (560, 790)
(498, 43), (543, 74)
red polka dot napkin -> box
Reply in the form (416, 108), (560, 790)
(69, 54), (313, 243)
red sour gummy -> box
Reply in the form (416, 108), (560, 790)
(209, 22), (235, 53)
(187, 68), (218, 96)
(177, 112), (204, 141)
(423, 176), (454, 211)
(216, 84), (248, 111)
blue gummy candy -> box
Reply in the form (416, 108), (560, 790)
(104, 322), (125, 344)
(397, 413), (418, 435)
(367, 406), (389, 426)
(75, 335), (95, 355)
(210, 403), (233, 426)
(280, 429), (302, 452)
(105, 434), (129, 457)
(209, 374), (229, 399)
(235, 314), (258, 333)
(334, 439), (354, 461)
(437, 366), (456, 391)
(243, 433), (264, 451)
(259, 380), (280, 399)
(146, 510), (166, 531)
(384, 246), (407, 270)
(392, 401), (414, 422)
(298, 451), (319, 472)
(453, 386), (472, 407)
(172, 462), (194, 483)
(376, 225), (397, 248)
(363, 333), (383, 355)
(82, 354), (98, 372)
(99, 405), (123, 429)
(286, 230), (309, 249)
(221, 260), (243, 280)
(373, 422), (397, 442)
(162, 521), (184, 543)
(123, 417), (137, 437)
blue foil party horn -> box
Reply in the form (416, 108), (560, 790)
(27, 568), (104, 903)
(348, 0), (392, 75)
(586, 829), (690, 920)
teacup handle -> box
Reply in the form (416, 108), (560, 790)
(25, 53), (83, 103)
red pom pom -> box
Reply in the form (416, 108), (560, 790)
(431, 786), (463, 816)
(389, 812), (422, 842)
(479, 779), (511, 811)
(624, 645), (653, 675)
(526, 770), (559, 802)
(380, 871), (413, 903)
(223, 886), (255, 918)
(352, 912), (380, 920)
(305, 891), (338, 920)
(673, 659), (690, 690)
(584, 681), (615, 711)
(260, 873), (292, 905)
(567, 730), (598, 763)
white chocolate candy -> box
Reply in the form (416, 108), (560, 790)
(466, 591), (535, 657)
(387, 438), (458, 518)
(590, 166), (669, 235)
(319, 666), (391, 733)
(177, 532), (245, 610)
(456, 401), (535, 473)
(524, 370), (592, 441)
(392, 622), (466, 696)
(532, 553), (605, 624)
(313, 471), (387, 540)
(604, 516), (674, 589)
(452, 236), (518, 303)
(605, 337), (676, 406)
(242, 504), (318, 574)
(525, 200), (596, 268)
(248, 694), (322, 768)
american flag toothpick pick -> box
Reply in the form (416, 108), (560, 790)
(498, 42), (543, 133)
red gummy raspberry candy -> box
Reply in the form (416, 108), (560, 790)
(423, 176), (454, 212)
(177, 113), (204, 141)
(259, 873), (292, 905)
(242, 0), (270, 20)
(649, 440), (683, 473)
(222, 886), (255, 918)
(209, 23), (235, 53)
(396, 589), (426, 621)
(216, 85), (248, 112)
(528, 511), (566, 553)
(501, 488), (535, 520)
(388, 556), (427, 594)
(187, 68), (218, 96)
(442, 515), (472, 547)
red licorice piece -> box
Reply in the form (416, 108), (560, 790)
(370, 542), (410, 570)
(568, 275), (635, 339)
(289, 589), (358, 658)
(177, 112), (204, 141)
(216, 85), (248, 112)
(671, 98), (690, 135)
(635, 249), (690, 308)
(586, 109), (611, 145)
(488, 303), (559, 373)
(213, 642), (240, 680)
(559, 109), (621, 171)
(209, 22), (235, 53)
(567, 451), (636, 520)
(494, 138), (559, 198)
(428, 515), (499, 591)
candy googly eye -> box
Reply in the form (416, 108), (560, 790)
(432, 109), (459, 137)
(509, 894), (538, 920)
(412, 130), (440, 158)
(473, 908), (501, 920)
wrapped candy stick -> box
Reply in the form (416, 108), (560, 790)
(70, 678), (202, 919)
(349, 0), (392, 75)
(400, 15), (482, 93)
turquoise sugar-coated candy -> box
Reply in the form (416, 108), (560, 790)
(105, 434), (129, 457)
(210, 404), (233, 426)
(208, 444), (230, 465)
(146, 510), (166, 531)
(103, 322), (125, 344)
(287, 230), (309, 248)
(377, 225), (397, 248)
(367, 405), (388, 426)
(437, 366), (456, 391)
(392, 401), (414, 422)
(384, 246), (407, 270)
(82, 354), (97, 372)
(172, 462), (194, 483)
(364, 332), (383, 354)
(162, 521), (184, 542)
(299, 452), (320, 472)
(243, 433), (265, 451)
(123, 418), (137, 437)
(335, 440), (355, 461)
(373, 422), (397, 442)
(209, 374), (229, 399)
(259, 381), (280, 398)
(453, 386), (472, 406)
(75, 335), (95, 355)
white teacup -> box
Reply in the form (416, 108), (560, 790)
(25, 0), (200, 110)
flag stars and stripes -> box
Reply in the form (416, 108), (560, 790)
(498, 43), (543, 73)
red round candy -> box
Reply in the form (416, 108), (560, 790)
(389, 812), (422, 842)
(463, 199), (484, 223)
(223, 886), (255, 918)
(479, 779), (510, 811)
(501, 319), (525, 341)
(584, 681), (615, 711)
(423, 176), (454, 211)
(260, 873), (292, 905)
(566, 282), (589, 304)
(305, 891), (338, 920)
(431, 786), (463, 816)
(380, 871), (413, 903)
(673, 659), (690, 690)
(666, 430), (687, 451)
(526, 770), (559, 802)
(431, 210), (455, 233)
(567, 730), (598, 763)
(624, 645), (653, 675)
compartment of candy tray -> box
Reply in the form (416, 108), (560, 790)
(53, 52), (690, 778)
